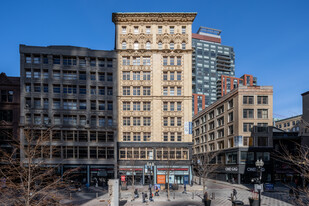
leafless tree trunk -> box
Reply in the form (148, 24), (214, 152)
(193, 152), (220, 195)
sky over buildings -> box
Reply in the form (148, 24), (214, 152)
(0, 0), (308, 118)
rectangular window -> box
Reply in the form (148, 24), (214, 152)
(25, 56), (32, 63)
(123, 102), (130, 111)
(80, 101), (87, 110)
(79, 86), (86, 94)
(122, 26), (126, 34)
(163, 57), (168, 66)
(123, 132), (130, 141)
(53, 56), (60, 64)
(123, 72), (130, 80)
(177, 57), (181, 65)
(133, 72), (140, 80)
(177, 117), (182, 126)
(133, 133), (141, 141)
(107, 87), (113, 95)
(177, 102), (182, 111)
(163, 87), (168, 96)
(133, 87), (140, 96)
(243, 96), (254, 104)
(79, 72), (86, 80)
(107, 102), (113, 111)
(133, 117), (140, 126)
(123, 117), (130, 126)
(177, 133), (182, 141)
(90, 86), (96, 95)
(99, 73), (105, 81)
(133, 102), (141, 111)
(158, 26), (162, 34)
(134, 26), (139, 34)
(243, 109), (254, 118)
(163, 72), (168, 81)
(243, 123), (253, 132)
(143, 87), (150, 96)
(53, 99), (60, 109)
(170, 57), (175, 66)
(146, 26), (151, 34)
(170, 26), (174, 34)
(163, 117), (168, 126)
(53, 71), (60, 79)
(34, 84), (41, 92)
(163, 102), (168, 111)
(143, 133), (151, 141)
(79, 57), (86, 66)
(170, 133), (175, 141)
(170, 87), (174, 96)
(90, 72), (96, 80)
(98, 58), (105, 67)
(53, 85), (60, 93)
(107, 73), (113, 81)
(143, 117), (151, 126)
(143, 57), (151, 65)
(163, 133), (168, 141)
(177, 87), (181, 96)
(143, 72), (150, 80)
(177, 72), (181, 80)
(170, 117), (175, 126)
(143, 102), (150, 111)
(63, 85), (77, 94)
(99, 117), (105, 126)
(258, 109), (268, 119)
(132, 57), (140, 65)
(257, 96), (268, 104)
(98, 101), (105, 110)
(123, 87), (130, 95)
(182, 26), (186, 34)
(0, 110), (13, 122)
(99, 87), (105, 95)
(122, 57), (130, 65)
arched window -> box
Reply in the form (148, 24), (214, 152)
(182, 42), (186, 50)
(122, 42), (127, 49)
(146, 42), (151, 50)
(134, 42), (139, 50)
(170, 42), (174, 50)
(158, 42), (162, 50)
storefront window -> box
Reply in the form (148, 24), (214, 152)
(226, 152), (237, 164)
(240, 151), (247, 164)
(247, 152), (255, 164)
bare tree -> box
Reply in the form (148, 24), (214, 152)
(275, 142), (309, 206)
(192, 151), (220, 195)
(0, 127), (75, 206)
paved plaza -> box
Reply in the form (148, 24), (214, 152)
(61, 179), (296, 206)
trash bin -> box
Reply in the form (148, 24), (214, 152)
(232, 200), (244, 206)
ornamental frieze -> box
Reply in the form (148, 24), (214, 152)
(112, 13), (197, 23)
(156, 34), (188, 44)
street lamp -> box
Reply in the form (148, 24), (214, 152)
(255, 159), (264, 206)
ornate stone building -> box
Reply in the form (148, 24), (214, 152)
(113, 12), (196, 185)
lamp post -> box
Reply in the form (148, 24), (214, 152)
(255, 159), (264, 206)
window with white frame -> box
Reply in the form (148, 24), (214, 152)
(134, 42), (139, 50)
(146, 42), (151, 50)
(122, 26), (126, 34)
(134, 26), (139, 34)
(122, 42), (126, 49)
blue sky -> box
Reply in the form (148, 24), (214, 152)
(1, 0), (308, 119)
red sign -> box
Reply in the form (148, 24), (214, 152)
(157, 168), (188, 171)
(157, 175), (166, 184)
(121, 175), (126, 182)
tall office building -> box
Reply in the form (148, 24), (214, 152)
(0, 73), (20, 158)
(192, 26), (235, 114)
(113, 12), (196, 185)
(19, 45), (117, 186)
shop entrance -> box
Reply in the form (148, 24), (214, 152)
(175, 175), (183, 184)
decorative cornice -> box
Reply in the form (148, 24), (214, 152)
(112, 12), (197, 23)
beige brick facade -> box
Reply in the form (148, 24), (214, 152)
(193, 86), (273, 155)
